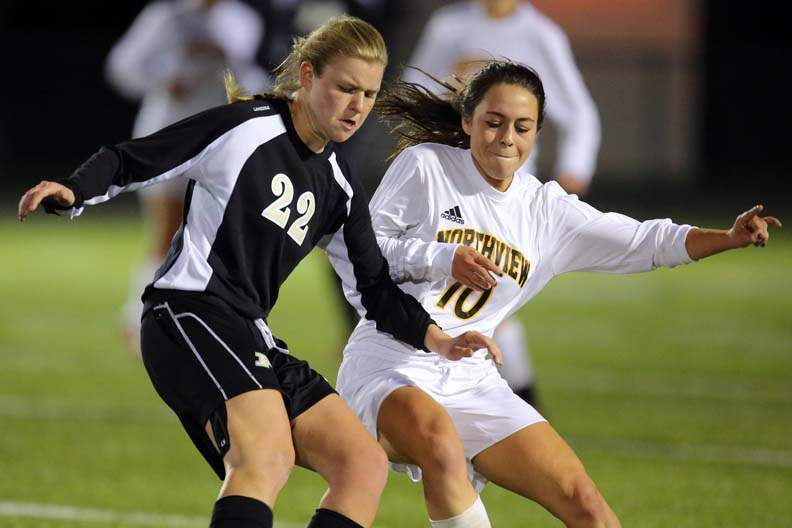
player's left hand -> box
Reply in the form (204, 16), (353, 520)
(728, 205), (782, 248)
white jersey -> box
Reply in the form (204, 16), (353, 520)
(338, 143), (692, 360)
(335, 143), (692, 489)
(106, 0), (269, 138)
(404, 1), (600, 182)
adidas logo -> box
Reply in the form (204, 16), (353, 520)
(440, 205), (464, 224)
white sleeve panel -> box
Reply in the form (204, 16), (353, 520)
(105, 2), (180, 98)
(535, 25), (601, 181)
(546, 184), (692, 275)
(322, 231), (366, 317)
(370, 149), (458, 283)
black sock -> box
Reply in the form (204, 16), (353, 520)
(306, 508), (364, 528)
(210, 495), (273, 528)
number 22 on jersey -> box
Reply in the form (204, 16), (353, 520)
(261, 173), (315, 246)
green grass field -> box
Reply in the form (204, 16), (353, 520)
(1, 207), (791, 527)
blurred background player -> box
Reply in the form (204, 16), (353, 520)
(403, 0), (601, 407)
(106, 0), (269, 354)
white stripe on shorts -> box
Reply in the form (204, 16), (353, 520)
(254, 319), (289, 354)
(175, 312), (262, 390)
(158, 302), (228, 400)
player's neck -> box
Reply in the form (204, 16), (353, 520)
(485, 1), (518, 20)
(471, 154), (514, 192)
(288, 98), (328, 154)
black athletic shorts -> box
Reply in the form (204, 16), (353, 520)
(140, 291), (335, 479)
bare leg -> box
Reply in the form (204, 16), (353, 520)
(472, 422), (620, 528)
(291, 394), (388, 527)
(205, 389), (295, 507)
(377, 387), (478, 521)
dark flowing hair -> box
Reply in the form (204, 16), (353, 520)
(377, 60), (546, 160)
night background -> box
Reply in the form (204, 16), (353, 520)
(1, 2), (790, 527)
(2, 0), (791, 211)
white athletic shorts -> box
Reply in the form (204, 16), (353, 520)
(337, 346), (546, 492)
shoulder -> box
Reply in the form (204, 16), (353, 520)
(400, 142), (466, 168)
(517, 4), (568, 43)
(173, 99), (286, 144)
(533, 179), (595, 222)
(213, 0), (261, 27)
(207, 98), (282, 124)
(133, 1), (174, 22)
(217, 0), (258, 17)
(381, 144), (468, 193)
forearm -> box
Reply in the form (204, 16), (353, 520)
(684, 227), (739, 260)
(377, 235), (457, 283)
(423, 324), (446, 353)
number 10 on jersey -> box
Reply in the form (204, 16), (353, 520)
(436, 282), (493, 319)
(261, 173), (316, 246)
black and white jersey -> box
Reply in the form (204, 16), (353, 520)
(62, 97), (433, 350)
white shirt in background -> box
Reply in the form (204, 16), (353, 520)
(405, 1), (601, 183)
(106, 0), (269, 138)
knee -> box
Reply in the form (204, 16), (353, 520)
(226, 443), (296, 492)
(413, 425), (467, 479)
(328, 438), (389, 494)
(562, 473), (610, 528)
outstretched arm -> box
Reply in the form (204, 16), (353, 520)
(686, 205), (782, 260)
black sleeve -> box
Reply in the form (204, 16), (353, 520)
(341, 174), (437, 351)
(61, 103), (250, 210)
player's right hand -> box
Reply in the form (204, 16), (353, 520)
(452, 245), (502, 291)
(18, 180), (75, 221)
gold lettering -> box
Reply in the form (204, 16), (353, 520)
(462, 228), (476, 247)
(507, 249), (521, 280)
(518, 254), (530, 287)
(481, 234), (495, 259)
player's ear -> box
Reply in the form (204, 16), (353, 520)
(299, 60), (315, 91)
(461, 116), (472, 137)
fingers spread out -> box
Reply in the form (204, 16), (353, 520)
(736, 206), (781, 248)
(456, 332), (502, 365)
(741, 204), (764, 225)
(764, 216), (783, 228)
(453, 246), (501, 291)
